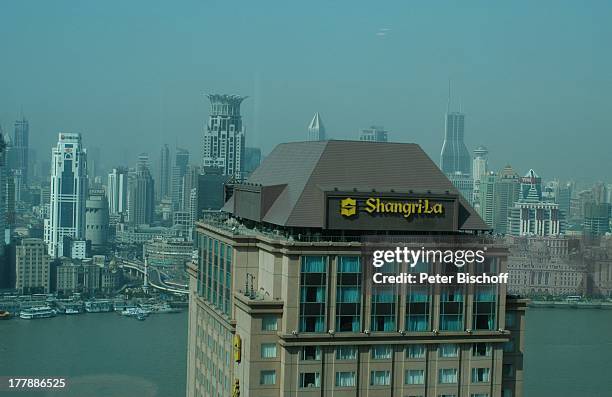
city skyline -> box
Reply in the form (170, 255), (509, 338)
(1, 1), (612, 181)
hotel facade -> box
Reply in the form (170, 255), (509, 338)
(186, 141), (526, 397)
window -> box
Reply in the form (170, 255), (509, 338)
(371, 345), (392, 359)
(336, 256), (361, 332)
(505, 312), (516, 328)
(406, 274), (430, 331)
(407, 344), (426, 359)
(503, 388), (513, 397)
(299, 256), (327, 332)
(471, 368), (490, 383)
(503, 364), (514, 377)
(439, 287), (464, 331)
(262, 316), (277, 331)
(336, 346), (357, 360)
(260, 343), (277, 358)
(300, 346), (321, 361)
(335, 371), (356, 387)
(473, 286), (496, 330)
(439, 395), (456, 397)
(299, 372), (321, 388)
(405, 369), (425, 385)
(439, 344), (459, 358)
(371, 261), (397, 331)
(260, 370), (276, 385)
(472, 343), (492, 357)
(503, 340), (515, 353)
(471, 394), (490, 397)
(438, 368), (458, 384)
(370, 370), (391, 386)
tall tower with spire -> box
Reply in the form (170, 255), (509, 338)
(159, 144), (171, 200)
(440, 83), (471, 176)
(307, 112), (326, 141)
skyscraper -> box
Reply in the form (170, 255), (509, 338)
(440, 107), (471, 176)
(159, 144), (171, 201)
(583, 202), (611, 238)
(127, 154), (155, 226)
(447, 171), (474, 205)
(472, 145), (489, 208)
(359, 126), (388, 142)
(85, 189), (109, 251)
(494, 165), (521, 234)
(44, 133), (88, 258)
(187, 141), (525, 397)
(472, 146), (488, 182)
(172, 148), (189, 211)
(202, 94), (246, 178)
(0, 132), (6, 250)
(13, 115), (29, 186)
(16, 238), (50, 294)
(307, 112), (326, 141)
(555, 182), (572, 218)
(507, 169), (563, 236)
(478, 172), (497, 228)
(107, 167), (128, 216)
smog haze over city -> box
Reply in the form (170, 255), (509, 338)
(1, 0), (611, 181)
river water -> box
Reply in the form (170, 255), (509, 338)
(0, 311), (187, 397)
(1, 307), (610, 396)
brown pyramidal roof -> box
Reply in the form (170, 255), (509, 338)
(224, 140), (490, 231)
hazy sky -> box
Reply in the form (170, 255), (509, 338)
(1, 1), (611, 182)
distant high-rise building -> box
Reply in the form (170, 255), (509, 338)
(172, 148), (190, 211)
(472, 145), (488, 208)
(127, 154), (155, 226)
(307, 112), (326, 141)
(555, 182), (572, 218)
(87, 146), (100, 180)
(494, 166), (521, 234)
(583, 202), (611, 238)
(183, 165), (200, 211)
(107, 167), (128, 216)
(440, 111), (471, 176)
(592, 182), (608, 205)
(478, 172), (497, 228)
(13, 115), (29, 187)
(359, 126), (388, 142)
(519, 169), (542, 202)
(44, 133), (88, 258)
(159, 144), (171, 200)
(472, 146), (488, 181)
(202, 94), (246, 178)
(16, 238), (50, 294)
(0, 132), (6, 250)
(507, 169), (563, 236)
(85, 189), (109, 251)
(447, 171), (474, 205)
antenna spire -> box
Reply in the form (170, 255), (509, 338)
(447, 79), (451, 114)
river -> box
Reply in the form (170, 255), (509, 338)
(1, 307), (610, 396)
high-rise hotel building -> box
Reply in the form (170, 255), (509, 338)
(44, 133), (88, 258)
(202, 94), (246, 179)
(187, 141), (526, 397)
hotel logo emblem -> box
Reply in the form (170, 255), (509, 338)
(340, 197), (357, 217)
